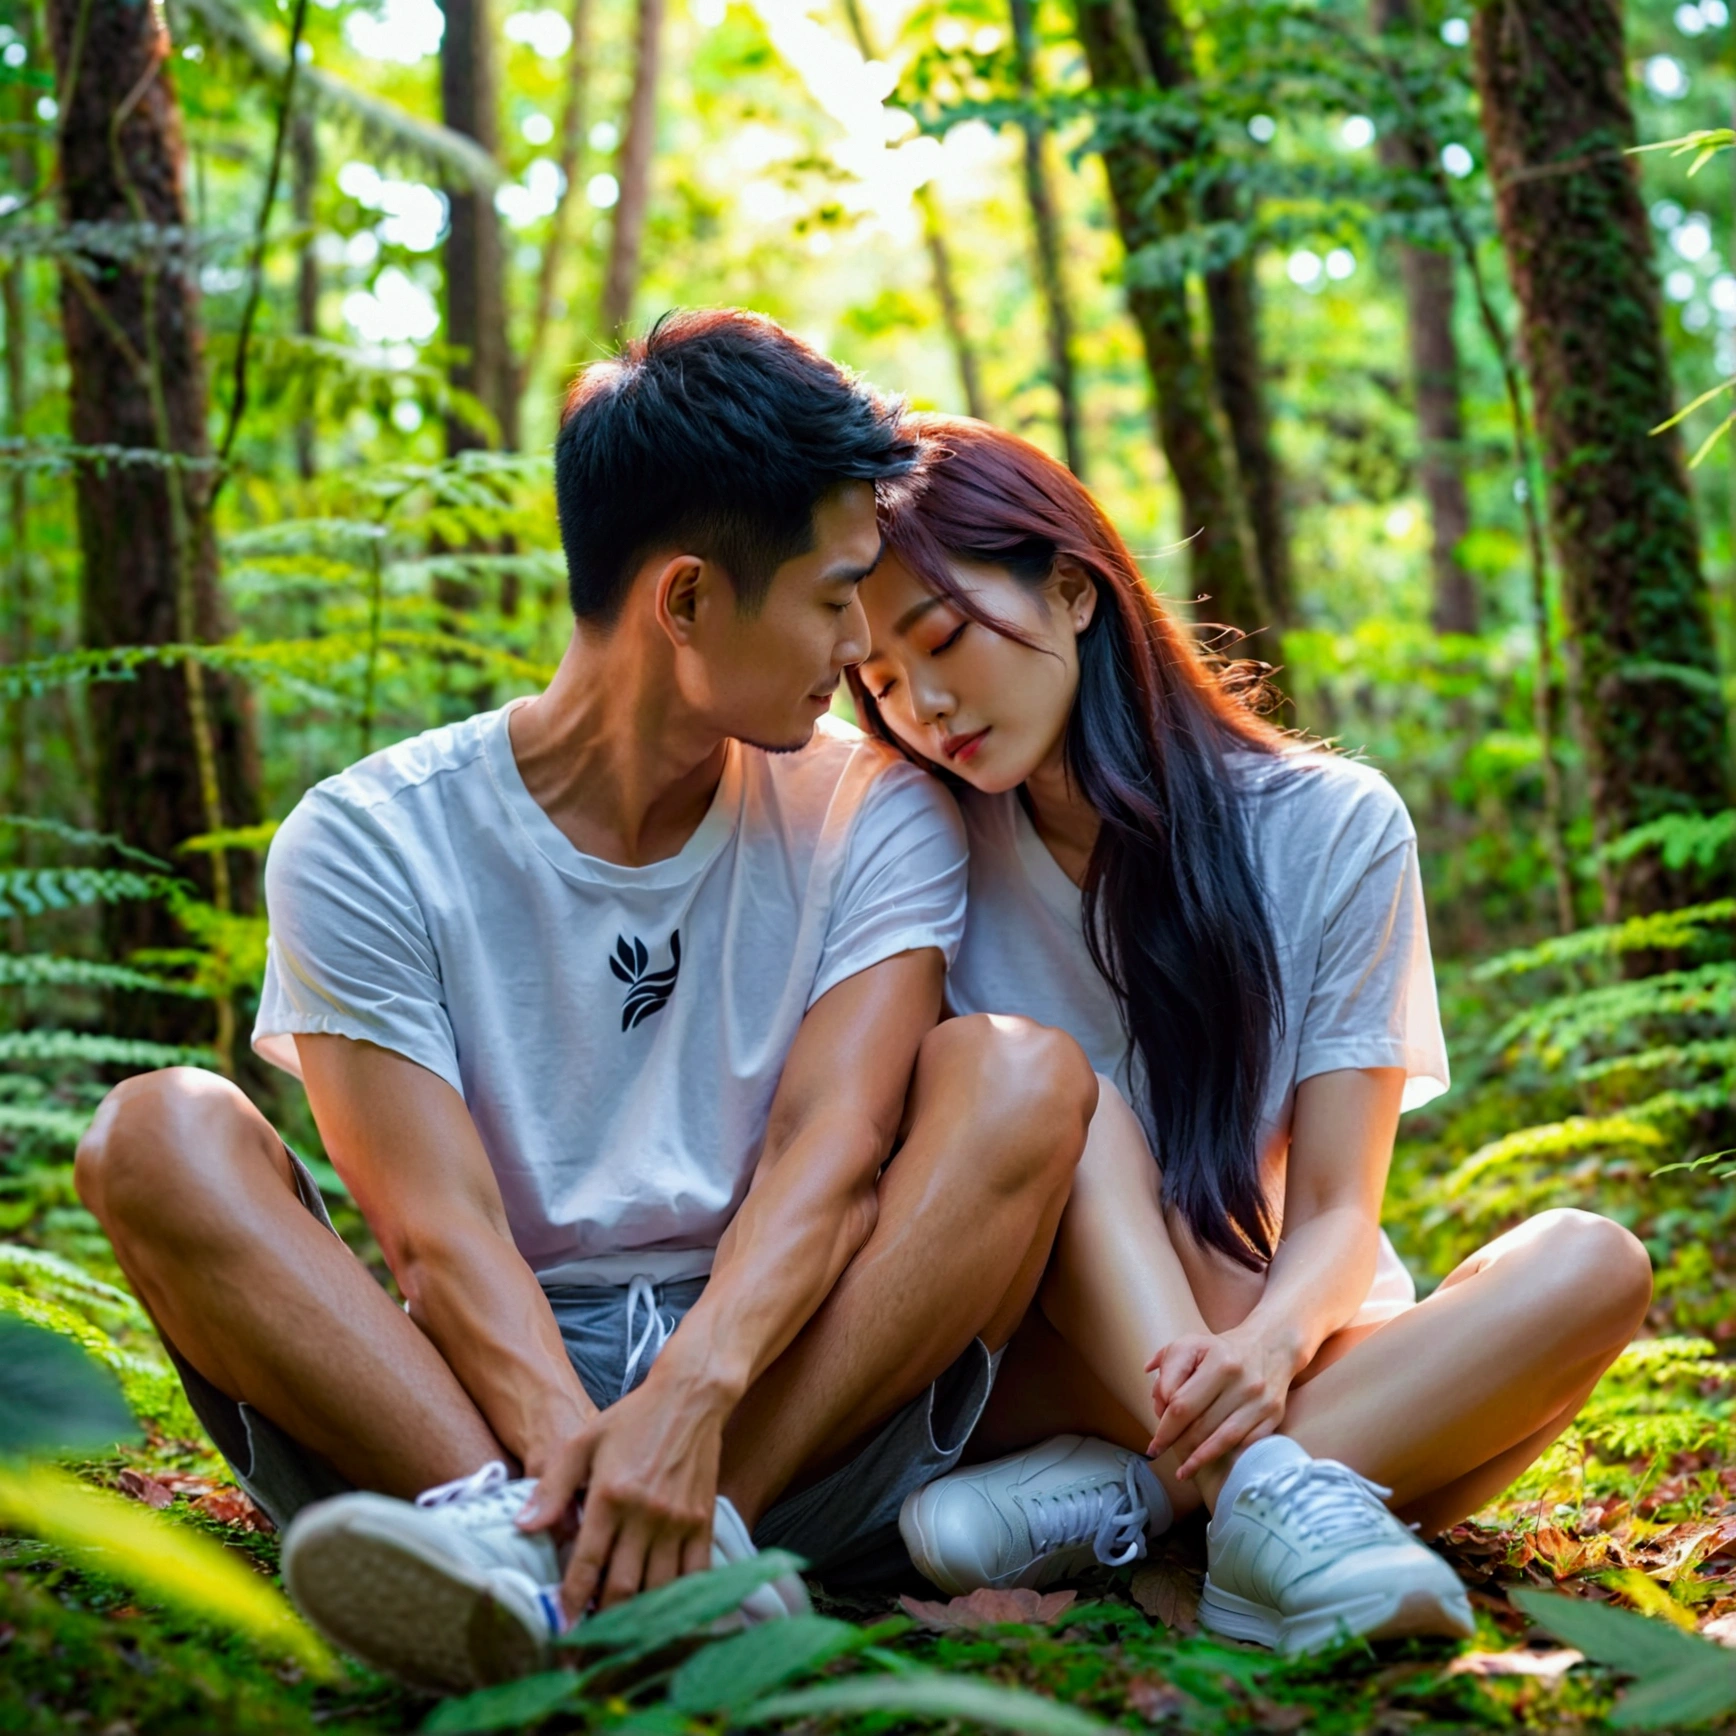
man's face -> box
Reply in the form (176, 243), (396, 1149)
(674, 482), (883, 752)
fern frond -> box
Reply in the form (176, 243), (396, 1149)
(1604, 809), (1735, 873)
(0, 953), (205, 996)
(178, 821), (280, 856)
(0, 643), (351, 711)
(0, 868), (184, 921)
(0, 1104), (92, 1145)
(1476, 901), (1736, 981)
(1574, 1039), (1736, 1085)
(0, 815), (173, 871)
(172, 0), (503, 189)
(1443, 1114), (1669, 1196)
(1490, 963), (1736, 1057)
(0, 1245), (147, 1333)
(0, 1032), (216, 1070)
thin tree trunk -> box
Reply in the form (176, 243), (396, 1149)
(441, 0), (513, 451)
(838, 0), (987, 420)
(292, 106), (318, 481)
(46, 0), (261, 1044)
(1008, 0), (1085, 474)
(1073, 0), (1267, 641)
(1126, 0), (1289, 626)
(5, 18), (35, 879)
(1473, 0), (1732, 915)
(1372, 0), (1475, 636)
(601, 0), (664, 333)
(517, 0), (593, 401)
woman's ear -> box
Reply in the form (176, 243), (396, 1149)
(1051, 556), (1099, 636)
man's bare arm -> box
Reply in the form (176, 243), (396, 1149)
(295, 1035), (597, 1476)
(517, 947), (944, 1610)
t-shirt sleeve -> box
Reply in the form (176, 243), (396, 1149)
(1292, 800), (1450, 1113)
(251, 790), (463, 1094)
(810, 762), (969, 1007)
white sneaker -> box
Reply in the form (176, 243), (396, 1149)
(283, 1462), (561, 1691)
(284, 1466), (807, 1690)
(899, 1435), (1169, 1595)
(1201, 1455), (1475, 1654)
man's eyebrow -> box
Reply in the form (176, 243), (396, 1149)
(820, 536), (887, 584)
(892, 596), (945, 636)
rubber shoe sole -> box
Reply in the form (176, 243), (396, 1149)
(899, 1485), (971, 1595)
(1200, 1577), (1475, 1655)
(283, 1498), (550, 1692)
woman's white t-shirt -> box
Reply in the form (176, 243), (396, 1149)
(253, 706), (967, 1287)
(945, 750), (1448, 1316)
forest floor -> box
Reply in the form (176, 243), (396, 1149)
(8, 1424), (1736, 1736)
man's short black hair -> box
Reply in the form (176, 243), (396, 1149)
(554, 309), (918, 623)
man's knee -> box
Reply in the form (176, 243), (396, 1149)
(76, 1066), (272, 1232)
(917, 1014), (1098, 1189)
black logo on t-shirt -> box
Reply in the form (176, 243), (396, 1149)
(611, 931), (681, 1031)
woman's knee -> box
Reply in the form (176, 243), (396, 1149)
(917, 1014), (1098, 1187)
(75, 1067), (273, 1231)
(1520, 1208), (1653, 1340)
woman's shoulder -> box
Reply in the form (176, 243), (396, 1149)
(1232, 746), (1415, 853)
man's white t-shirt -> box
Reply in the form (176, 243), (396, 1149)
(253, 706), (968, 1288)
(945, 750), (1448, 1314)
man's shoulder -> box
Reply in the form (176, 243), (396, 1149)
(301, 710), (499, 820)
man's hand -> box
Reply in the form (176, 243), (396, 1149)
(516, 1367), (728, 1614)
(1146, 1325), (1302, 1480)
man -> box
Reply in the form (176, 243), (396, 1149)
(75, 311), (1098, 1691)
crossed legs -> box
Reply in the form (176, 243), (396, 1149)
(977, 1077), (1653, 1534)
(74, 1015), (1096, 1528)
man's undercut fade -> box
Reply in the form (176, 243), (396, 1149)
(555, 309), (918, 624)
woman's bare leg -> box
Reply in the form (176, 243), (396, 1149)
(998, 1081), (1652, 1530)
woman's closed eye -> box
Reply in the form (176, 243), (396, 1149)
(932, 621), (968, 655)
(871, 676), (899, 703)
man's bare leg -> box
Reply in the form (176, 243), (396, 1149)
(718, 1015), (1098, 1526)
(75, 1068), (502, 1498)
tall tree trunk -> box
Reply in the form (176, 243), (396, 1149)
(441, 0), (514, 451)
(47, 0), (261, 1044)
(837, 0), (987, 419)
(1072, 0), (1267, 641)
(292, 106), (318, 481)
(1473, 0), (1732, 915)
(4, 14), (36, 876)
(1127, 0), (1290, 626)
(601, 0), (665, 333)
(1373, 0), (1475, 636)
(1008, 0), (1085, 474)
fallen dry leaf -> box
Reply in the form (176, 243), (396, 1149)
(1124, 1676), (1190, 1723)
(1129, 1561), (1200, 1634)
(1246, 1696), (1309, 1731)
(1448, 1647), (1583, 1680)
(189, 1487), (273, 1532)
(1702, 1611), (1736, 1647)
(898, 1587), (1077, 1632)
(115, 1470), (174, 1510)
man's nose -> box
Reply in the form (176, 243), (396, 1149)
(834, 596), (870, 668)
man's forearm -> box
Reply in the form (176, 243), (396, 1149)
(396, 1217), (597, 1473)
(647, 1117), (882, 1406)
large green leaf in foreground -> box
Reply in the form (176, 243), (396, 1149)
(0, 1316), (139, 1455)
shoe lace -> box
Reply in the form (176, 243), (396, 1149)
(1025, 1457), (1155, 1569)
(415, 1460), (529, 1528)
(1241, 1457), (1397, 1547)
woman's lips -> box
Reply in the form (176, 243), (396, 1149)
(942, 727), (990, 764)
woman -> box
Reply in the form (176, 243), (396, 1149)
(851, 417), (1652, 1654)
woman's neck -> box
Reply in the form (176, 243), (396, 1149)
(1022, 739), (1100, 886)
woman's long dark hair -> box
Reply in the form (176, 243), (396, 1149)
(851, 416), (1291, 1268)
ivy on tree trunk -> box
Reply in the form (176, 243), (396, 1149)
(1473, 0), (1732, 915)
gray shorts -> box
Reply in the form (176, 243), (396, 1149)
(164, 1146), (998, 1585)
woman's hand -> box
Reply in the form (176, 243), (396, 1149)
(1146, 1326), (1303, 1480)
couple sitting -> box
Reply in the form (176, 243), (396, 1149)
(76, 310), (1651, 1685)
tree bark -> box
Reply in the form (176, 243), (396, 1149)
(601, 0), (665, 333)
(1008, 0), (1085, 474)
(441, 0), (514, 451)
(1126, 0), (1289, 626)
(1473, 0), (1732, 914)
(1372, 0), (1475, 636)
(292, 106), (318, 481)
(47, 0), (261, 1043)
(1073, 0), (1267, 642)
